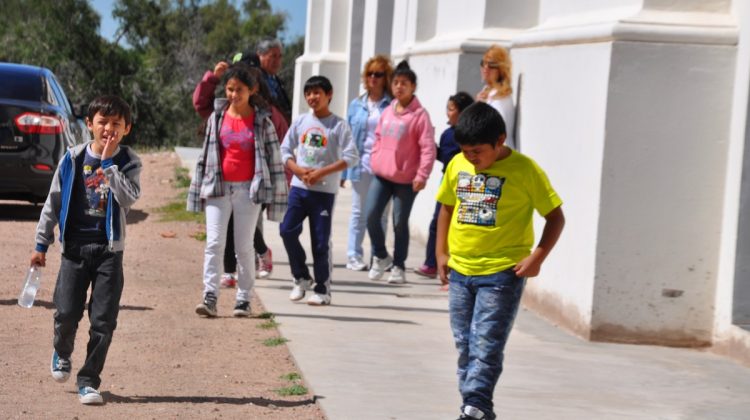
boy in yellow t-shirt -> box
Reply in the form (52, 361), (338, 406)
(436, 102), (565, 420)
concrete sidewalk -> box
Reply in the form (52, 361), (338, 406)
(177, 148), (750, 420)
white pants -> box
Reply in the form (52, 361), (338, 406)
(203, 182), (261, 302)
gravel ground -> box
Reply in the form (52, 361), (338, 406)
(0, 151), (325, 419)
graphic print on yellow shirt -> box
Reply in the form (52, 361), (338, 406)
(83, 164), (108, 217)
(436, 151), (562, 276)
(456, 172), (505, 226)
(300, 126), (328, 166)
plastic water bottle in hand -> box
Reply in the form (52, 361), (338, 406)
(18, 265), (41, 308)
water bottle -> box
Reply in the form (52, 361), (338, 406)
(18, 265), (41, 308)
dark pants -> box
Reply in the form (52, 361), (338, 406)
(423, 201), (441, 268)
(365, 176), (418, 269)
(224, 213), (268, 273)
(279, 187), (335, 295)
(53, 240), (124, 389)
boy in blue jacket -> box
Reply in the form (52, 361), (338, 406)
(30, 95), (141, 405)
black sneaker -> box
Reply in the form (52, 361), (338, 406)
(233, 300), (251, 317)
(195, 292), (218, 317)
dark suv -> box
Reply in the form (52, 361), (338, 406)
(0, 62), (90, 203)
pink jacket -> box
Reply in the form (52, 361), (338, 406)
(371, 96), (436, 184)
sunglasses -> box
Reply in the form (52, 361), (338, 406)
(480, 60), (500, 69)
(366, 71), (386, 78)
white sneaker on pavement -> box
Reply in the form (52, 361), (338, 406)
(289, 278), (313, 301)
(307, 293), (331, 306)
(346, 255), (368, 271)
(387, 266), (406, 284)
(368, 255), (393, 281)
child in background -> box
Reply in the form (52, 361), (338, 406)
(414, 91), (474, 283)
(280, 75), (359, 305)
(436, 102), (565, 420)
(31, 95), (141, 405)
(366, 60), (436, 284)
(188, 64), (288, 318)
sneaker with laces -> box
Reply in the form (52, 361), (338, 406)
(414, 264), (437, 279)
(50, 350), (71, 383)
(233, 300), (251, 317)
(289, 278), (313, 301)
(346, 255), (368, 271)
(78, 386), (104, 405)
(307, 293), (331, 306)
(457, 405), (486, 419)
(388, 266), (406, 284)
(195, 292), (218, 317)
(368, 255), (393, 281)
(257, 249), (273, 279)
(220, 273), (237, 288)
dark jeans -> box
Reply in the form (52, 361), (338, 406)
(224, 212), (268, 274)
(53, 240), (124, 389)
(449, 268), (526, 420)
(365, 176), (418, 269)
(279, 187), (335, 295)
(423, 201), (441, 268)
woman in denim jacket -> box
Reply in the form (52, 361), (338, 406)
(342, 55), (393, 271)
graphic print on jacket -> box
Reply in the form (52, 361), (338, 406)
(300, 126), (329, 166)
(456, 171), (505, 226)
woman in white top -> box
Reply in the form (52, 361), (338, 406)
(476, 44), (516, 149)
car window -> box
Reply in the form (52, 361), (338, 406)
(48, 74), (73, 114)
(0, 71), (43, 101)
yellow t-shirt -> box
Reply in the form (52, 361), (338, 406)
(436, 150), (562, 276)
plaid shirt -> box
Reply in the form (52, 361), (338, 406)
(187, 105), (288, 221)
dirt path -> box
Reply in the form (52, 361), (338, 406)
(0, 151), (325, 419)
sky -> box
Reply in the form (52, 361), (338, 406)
(89, 0), (307, 43)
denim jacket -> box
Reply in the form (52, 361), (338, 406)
(343, 92), (392, 182)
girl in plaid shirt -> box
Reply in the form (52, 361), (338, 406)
(188, 64), (288, 317)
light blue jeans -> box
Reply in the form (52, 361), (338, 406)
(347, 171), (388, 259)
(365, 176), (418, 269)
(449, 268), (526, 420)
(203, 182), (261, 302)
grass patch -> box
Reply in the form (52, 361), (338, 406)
(275, 384), (308, 396)
(190, 231), (207, 241)
(257, 319), (280, 330)
(174, 166), (191, 188)
(155, 201), (204, 223)
(257, 312), (275, 319)
(263, 337), (289, 347)
(280, 372), (301, 381)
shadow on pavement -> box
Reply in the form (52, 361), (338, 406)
(126, 209), (149, 224)
(0, 202), (42, 221)
(0, 299), (153, 311)
(101, 392), (318, 407)
(272, 311), (419, 325)
(330, 304), (448, 314)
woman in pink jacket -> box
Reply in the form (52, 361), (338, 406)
(365, 60), (436, 284)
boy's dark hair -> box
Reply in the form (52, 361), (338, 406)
(222, 63), (269, 110)
(304, 75), (333, 95)
(393, 60), (417, 85)
(454, 102), (506, 146)
(87, 95), (132, 126)
(449, 91), (474, 113)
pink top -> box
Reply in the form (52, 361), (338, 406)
(371, 96), (436, 184)
(220, 113), (256, 182)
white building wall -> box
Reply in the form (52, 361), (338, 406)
(292, 0), (750, 357)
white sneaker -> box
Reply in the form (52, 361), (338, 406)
(257, 249), (273, 279)
(346, 255), (368, 271)
(307, 293), (331, 306)
(462, 405), (486, 419)
(289, 278), (313, 301)
(387, 266), (406, 284)
(368, 255), (393, 281)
